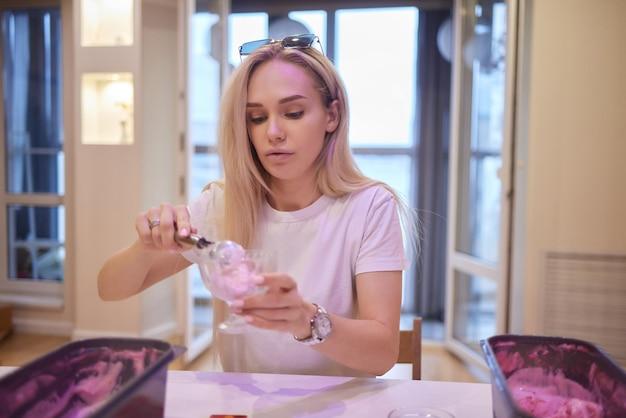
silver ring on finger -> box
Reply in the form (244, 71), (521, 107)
(149, 219), (160, 230)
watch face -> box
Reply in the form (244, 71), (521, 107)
(314, 313), (332, 339)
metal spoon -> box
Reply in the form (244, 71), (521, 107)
(175, 233), (214, 249)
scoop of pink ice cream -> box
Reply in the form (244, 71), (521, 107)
(200, 262), (258, 302)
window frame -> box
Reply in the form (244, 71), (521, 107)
(0, 0), (67, 308)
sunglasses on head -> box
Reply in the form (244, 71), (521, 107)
(238, 33), (323, 58)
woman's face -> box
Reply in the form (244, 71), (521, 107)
(246, 59), (338, 186)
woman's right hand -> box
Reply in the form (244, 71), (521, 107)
(135, 203), (196, 252)
(99, 203), (195, 300)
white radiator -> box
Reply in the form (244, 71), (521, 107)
(543, 252), (626, 367)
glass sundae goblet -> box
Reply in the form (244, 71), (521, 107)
(198, 241), (272, 334)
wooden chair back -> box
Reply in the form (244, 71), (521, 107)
(397, 317), (422, 380)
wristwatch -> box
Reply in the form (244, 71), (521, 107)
(294, 303), (332, 345)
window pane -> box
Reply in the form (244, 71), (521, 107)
(452, 271), (497, 354)
(7, 152), (65, 194)
(2, 9), (64, 194)
(287, 11), (326, 52)
(228, 13), (268, 68)
(7, 205), (65, 281)
(354, 154), (412, 202)
(191, 153), (221, 198)
(335, 8), (418, 147)
(459, 155), (501, 262)
(190, 12), (221, 147)
(455, 1), (508, 264)
(190, 155), (214, 301)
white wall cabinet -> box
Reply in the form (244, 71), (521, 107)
(72, 0), (182, 343)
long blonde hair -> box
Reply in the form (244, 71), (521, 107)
(216, 43), (418, 257)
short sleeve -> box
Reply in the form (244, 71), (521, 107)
(355, 190), (407, 276)
(181, 184), (224, 264)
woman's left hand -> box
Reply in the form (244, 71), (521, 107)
(230, 273), (317, 339)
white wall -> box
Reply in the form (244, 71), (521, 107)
(511, 0), (626, 333)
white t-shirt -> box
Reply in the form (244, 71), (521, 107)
(182, 184), (406, 377)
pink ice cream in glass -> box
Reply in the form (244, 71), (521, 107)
(197, 240), (261, 303)
(196, 241), (272, 333)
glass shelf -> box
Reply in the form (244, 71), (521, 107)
(81, 72), (134, 145)
(81, 0), (133, 47)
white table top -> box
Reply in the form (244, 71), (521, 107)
(165, 370), (493, 418)
(0, 367), (493, 417)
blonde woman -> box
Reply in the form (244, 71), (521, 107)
(98, 34), (417, 377)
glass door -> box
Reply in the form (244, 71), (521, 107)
(445, 0), (518, 366)
(180, 0), (229, 363)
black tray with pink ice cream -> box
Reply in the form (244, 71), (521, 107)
(0, 338), (182, 418)
(481, 335), (626, 418)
